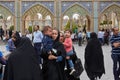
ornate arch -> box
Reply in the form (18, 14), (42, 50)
(0, 4), (14, 31)
(22, 4), (55, 33)
(22, 4), (54, 20)
(62, 3), (91, 31)
(99, 4), (120, 29)
(100, 4), (120, 16)
(0, 4), (13, 19)
(62, 3), (90, 17)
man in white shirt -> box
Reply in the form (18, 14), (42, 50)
(33, 25), (43, 64)
(98, 30), (104, 44)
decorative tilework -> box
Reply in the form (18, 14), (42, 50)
(100, 1), (120, 13)
(22, 1), (54, 14)
(0, 1), (15, 14)
(62, 1), (92, 14)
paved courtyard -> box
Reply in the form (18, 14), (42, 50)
(73, 44), (114, 80)
(0, 41), (114, 80)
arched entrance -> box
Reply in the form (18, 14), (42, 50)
(62, 4), (91, 33)
(22, 4), (54, 33)
(0, 5), (14, 34)
(99, 4), (120, 30)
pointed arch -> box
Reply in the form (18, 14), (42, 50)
(99, 4), (120, 29)
(22, 4), (54, 20)
(61, 3), (91, 31)
(62, 3), (90, 17)
(22, 4), (55, 33)
(100, 4), (120, 15)
(0, 4), (13, 19)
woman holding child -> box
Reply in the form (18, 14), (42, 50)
(41, 26), (66, 80)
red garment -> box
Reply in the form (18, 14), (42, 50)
(64, 37), (73, 53)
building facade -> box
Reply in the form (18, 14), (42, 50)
(0, 0), (120, 34)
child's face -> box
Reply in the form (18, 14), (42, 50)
(65, 31), (71, 38)
(45, 28), (52, 36)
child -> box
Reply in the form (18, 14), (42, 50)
(42, 26), (53, 54)
(63, 30), (75, 75)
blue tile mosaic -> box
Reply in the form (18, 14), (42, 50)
(99, 1), (120, 13)
(0, 1), (15, 14)
(61, 1), (92, 14)
(22, 1), (54, 14)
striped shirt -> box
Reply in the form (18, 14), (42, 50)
(110, 33), (120, 54)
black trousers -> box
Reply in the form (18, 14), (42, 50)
(0, 35), (3, 40)
(34, 42), (42, 64)
(78, 38), (82, 46)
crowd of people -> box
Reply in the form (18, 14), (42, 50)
(72, 29), (112, 46)
(0, 26), (120, 80)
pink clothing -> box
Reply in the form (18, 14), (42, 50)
(64, 37), (73, 53)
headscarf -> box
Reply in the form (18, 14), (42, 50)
(13, 31), (21, 47)
(90, 32), (97, 39)
(53, 29), (60, 43)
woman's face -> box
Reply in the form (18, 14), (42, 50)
(60, 33), (64, 42)
(52, 30), (58, 40)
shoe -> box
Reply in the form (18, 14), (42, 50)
(64, 67), (67, 70)
(39, 64), (42, 69)
(69, 69), (75, 75)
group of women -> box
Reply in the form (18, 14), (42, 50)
(2, 29), (105, 80)
(3, 29), (80, 80)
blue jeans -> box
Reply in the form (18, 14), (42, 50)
(111, 54), (120, 80)
(67, 50), (74, 69)
(34, 43), (42, 64)
(98, 38), (103, 44)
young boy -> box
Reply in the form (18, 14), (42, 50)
(42, 26), (53, 54)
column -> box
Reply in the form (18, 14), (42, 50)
(31, 20), (34, 33)
(54, 0), (57, 28)
(93, 1), (98, 33)
(15, 0), (21, 32)
(55, 0), (61, 30)
(58, 0), (62, 30)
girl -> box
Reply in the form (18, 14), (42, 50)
(63, 30), (75, 75)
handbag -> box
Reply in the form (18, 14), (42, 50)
(71, 58), (84, 78)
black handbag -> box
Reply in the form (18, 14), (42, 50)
(71, 58), (84, 78)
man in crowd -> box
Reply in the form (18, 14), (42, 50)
(110, 27), (120, 80)
(0, 27), (4, 40)
(33, 25), (43, 64)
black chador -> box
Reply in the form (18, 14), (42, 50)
(41, 31), (66, 80)
(85, 32), (105, 80)
(3, 37), (43, 80)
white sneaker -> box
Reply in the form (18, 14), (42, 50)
(64, 67), (67, 70)
(39, 64), (42, 69)
(69, 69), (75, 75)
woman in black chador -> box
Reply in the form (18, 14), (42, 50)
(3, 36), (43, 80)
(41, 29), (66, 80)
(84, 32), (105, 80)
